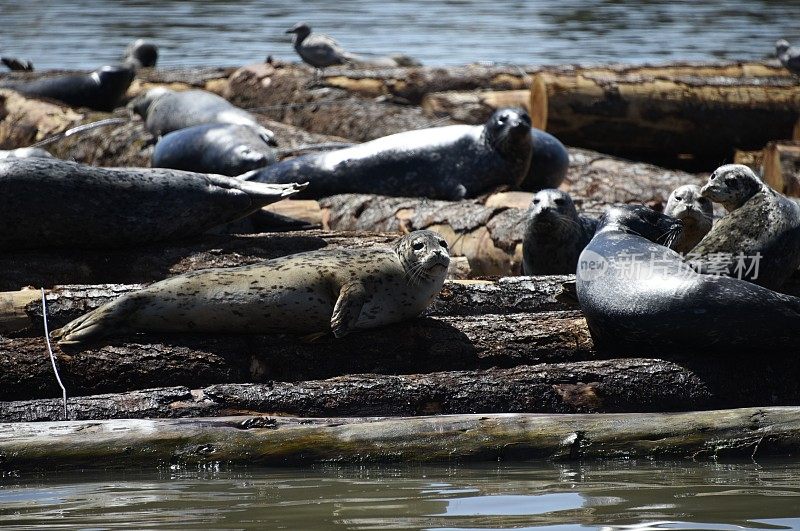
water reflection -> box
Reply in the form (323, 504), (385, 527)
(0, 460), (799, 529)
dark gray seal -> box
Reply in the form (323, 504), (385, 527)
(286, 22), (349, 73)
(131, 88), (276, 144)
(1, 64), (135, 112)
(522, 128), (569, 192)
(776, 39), (800, 76)
(124, 39), (158, 68)
(690, 164), (800, 290)
(246, 108), (533, 200)
(52, 230), (450, 345)
(0, 158), (303, 250)
(521, 189), (597, 275)
(0, 148), (54, 160)
(152, 123), (277, 176)
(663, 184), (714, 253)
(577, 205), (800, 353)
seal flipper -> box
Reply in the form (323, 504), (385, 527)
(330, 281), (368, 338)
(52, 293), (144, 345)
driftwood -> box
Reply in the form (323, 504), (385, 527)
(530, 72), (800, 165)
(2, 406), (799, 470)
(761, 140), (800, 197)
(421, 89), (530, 124)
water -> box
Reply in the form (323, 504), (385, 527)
(2, 460), (800, 530)
(1, 0), (798, 70)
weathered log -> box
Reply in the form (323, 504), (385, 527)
(761, 140), (800, 196)
(0, 88), (82, 149)
(0, 358), (711, 422)
(530, 72), (800, 164)
(2, 406), (799, 470)
(421, 89), (530, 124)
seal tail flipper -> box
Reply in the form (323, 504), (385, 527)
(207, 174), (308, 206)
(51, 294), (142, 346)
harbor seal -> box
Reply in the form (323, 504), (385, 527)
(0, 147), (54, 160)
(124, 39), (158, 68)
(689, 164), (800, 290)
(131, 88), (276, 144)
(52, 230), (450, 345)
(521, 189), (597, 275)
(522, 128), (569, 192)
(0, 158), (303, 250)
(152, 123), (277, 176)
(577, 205), (800, 353)
(1, 64), (135, 111)
(246, 108), (533, 200)
(663, 184), (714, 253)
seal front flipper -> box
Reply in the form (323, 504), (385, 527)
(52, 294), (144, 346)
(330, 281), (368, 338)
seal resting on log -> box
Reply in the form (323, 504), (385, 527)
(52, 230), (450, 345)
(0, 158), (304, 250)
(690, 164), (800, 290)
(245, 108), (533, 200)
(663, 184), (714, 253)
(577, 205), (800, 353)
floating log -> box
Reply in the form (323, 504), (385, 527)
(529, 72), (800, 164)
(0, 358), (710, 422)
(761, 140), (800, 196)
(2, 406), (799, 470)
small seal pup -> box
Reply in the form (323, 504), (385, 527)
(124, 39), (158, 68)
(0, 147), (54, 160)
(286, 22), (349, 75)
(0, 158), (304, 250)
(152, 123), (277, 176)
(246, 108), (533, 200)
(1, 64), (135, 111)
(522, 189), (597, 275)
(663, 184), (714, 253)
(131, 88), (276, 144)
(52, 230), (450, 345)
(577, 205), (800, 353)
(776, 39), (800, 76)
(690, 164), (800, 290)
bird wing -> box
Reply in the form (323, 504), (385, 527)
(300, 34), (348, 66)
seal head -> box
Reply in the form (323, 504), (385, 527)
(486, 108), (532, 162)
(664, 184), (714, 253)
(596, 205), (683, 248)
(395, 230), (451, 283)
(700, 164), (763, 212)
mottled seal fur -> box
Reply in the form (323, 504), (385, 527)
(690, 164), (800, 290)
(663, 184), (714, 253)
(53, 230), (450, 345)
(522, 128), (569, 192)
(246, 108), (533, 200)
(522, 189), (597, 275)
(0, 147), (54, 160)
(152, 123), (277, 176)
(0, 158), (303, 250)
(577, 205), (800, 353)
(131, 88), (276, 144)
(1, 64), (135, 111)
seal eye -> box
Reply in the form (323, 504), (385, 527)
(532, 198), (541, 205)
(412, 241), (424, 251)
(439, 239), (448, 249)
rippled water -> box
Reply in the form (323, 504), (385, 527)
(2, 460), (800, 530)
(0, 0), (797, 69)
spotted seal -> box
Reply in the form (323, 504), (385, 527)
(131, 88), (276, 144)
(577, 205), (800, 353)
(1, 64), (135, 111)
(52, 230), (450, 345)
(0, 158), (303, 250)
(152, 123), (277, 176)
(521, 189), (597, 275)
(246, 108), (533, 200)
(663, 184), (714, 253)
(690, 164), (800, 290)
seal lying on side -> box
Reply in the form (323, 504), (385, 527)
(0, 147), (54, 160)
(152, 123), (277, 176)
(522, 189), (597, 275)
(663, 184), (714, 253)
(577, 205), (800, 353)
(0, 158), (303, 250)
(1, 64), (135, 111)
(53, 230), (450, 345)
(521, 128), (569, 192)
(131, 88), (276, 144)
(689, 164), (800, 290)
(246, 108), (533, 200)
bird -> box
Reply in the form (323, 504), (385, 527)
(285, 22), (350, 77)
(776, 39), (800, 76)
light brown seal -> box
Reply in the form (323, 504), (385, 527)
(663, 184), (714, 253)
(53, 230), (450, 345)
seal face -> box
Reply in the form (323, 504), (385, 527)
(124, 39), (158, 68)
(663, 184), (714, 253)
(577, 205), (800, 353)
(1, 64), (135, 111)
(0, 158), (303, 250)
(247, 108), (533, 200)
(52, 230), (450, 345)
(152, 123), (277, 176)
(521, 189), (597, 275)
(691, 164), (800, 290)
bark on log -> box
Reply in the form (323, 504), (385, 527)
(0, 358), (711, 422)
(529, 72), (800, 164)
(761, 141), (800, 197)
(421, 89), (530, 124)
(2, 406), (799, 470)
(0, 88), (82, 149)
